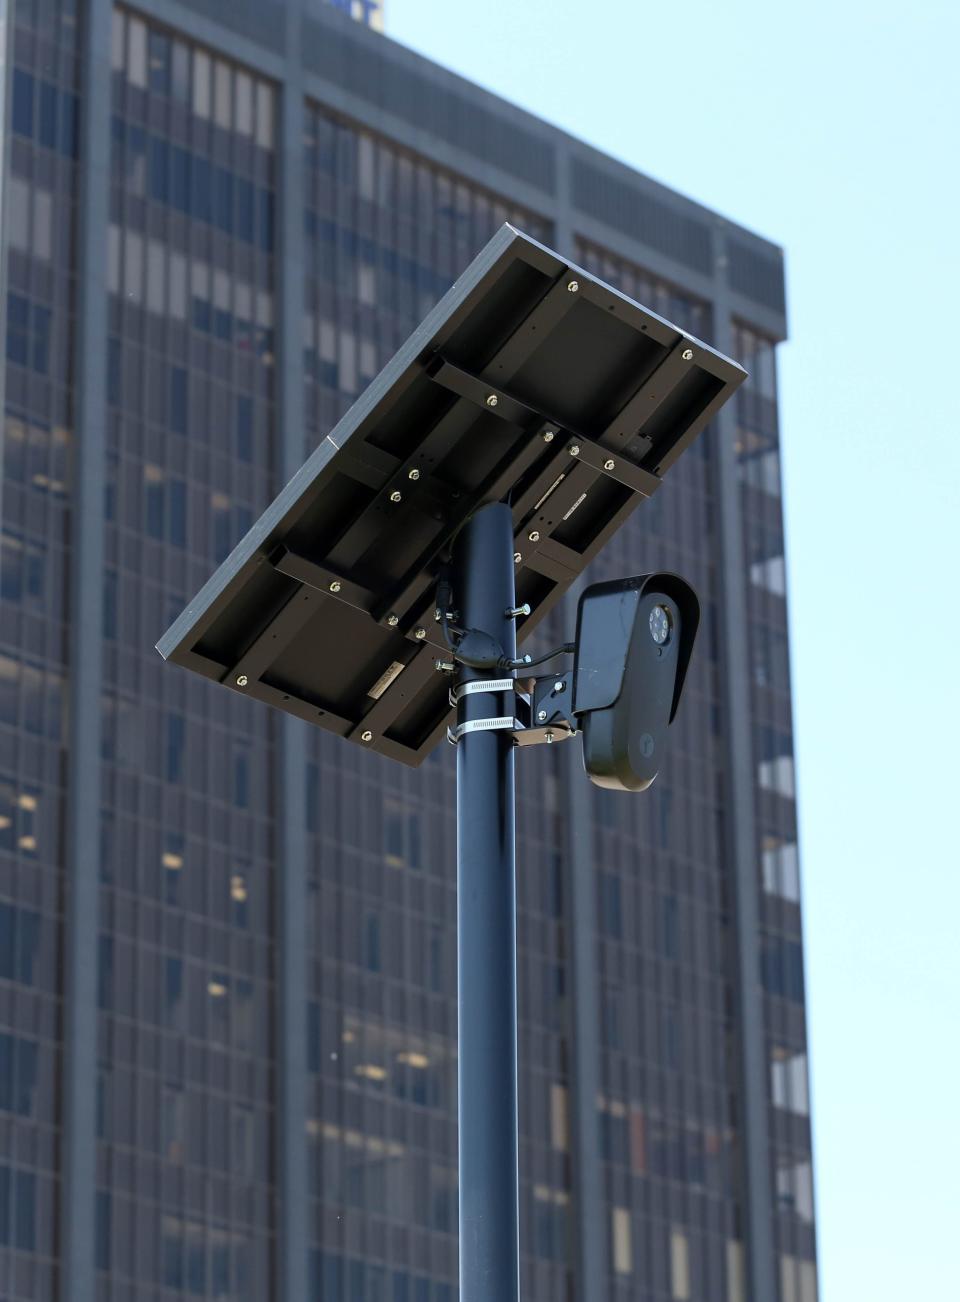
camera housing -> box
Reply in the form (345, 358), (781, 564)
(573, 574), (700, 792)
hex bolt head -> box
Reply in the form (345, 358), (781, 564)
(528, 530), (540, 542)
(537, 709), (548, 722)
(414, 627), (427, 640)
(567, 280), (579, 293)
(682, 348), (694, 360)
(329, 580), (342, 593)
(486, 393), (499, 407)
(603, 458), (616, 471)
(407, 467), (420, 481)
(386, 613), (399, 627)
(361, 730), (373, 742)
(390, 490), (402, 502)
(236, 674), (248, 687)
(514, 552), (522, 564)
(568, 443), (581, 457)
(542, 429), (555, 443)
(554, 680), (564, 692)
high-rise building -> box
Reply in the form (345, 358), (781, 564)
(0, 2), (814, 1300)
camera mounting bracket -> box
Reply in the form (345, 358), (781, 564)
(445, 670), (578, 747)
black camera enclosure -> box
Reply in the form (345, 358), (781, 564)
(573, 574), (700, 792)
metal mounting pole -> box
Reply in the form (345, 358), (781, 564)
(451, 502), (520, 1302)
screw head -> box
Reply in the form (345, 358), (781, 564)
(682, 348), (694, 361)
(514, 552), (522, 564)
(414, 627), (426, 640)
(329, 580), (341, 593)
(568, 443), (581, 457)
(386, 613), (399, 627)
(567, 280), (579, 293)
(486, 393), (499, 407)
(537, 709), (548, 722)
(236, 674), (248, 687)
(407, 467), (420, 481)
(554, 680), (564, 693)
(528, 530), (540, 543)
(603, 458), (616, 471)
(390, 490), (402, 503)
(361, 730), (373, 742)
(542, 429), (555, 443)
(545, 730), (555, 744)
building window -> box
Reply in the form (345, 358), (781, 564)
(364, 913), (381, 973)
(598, 870), (622, 938)
(780, 1255), (817, 1302)
(762, 837), (800, 901)
(611, 1206), (632, 1275)
(0, 1165), (37, 1249)
(6, 294), (51, 374)
(727, 1241), (746, 1302)
(776, 1160), (814, 1224)
(761, 938), (805, 1003)
(383, 799), (421, 869)
(549, 1083), (568, 1152)
(771, 1050), (810, 1115)
(0, 903), (41, 985)
(0, 1033), (38, 1117)
(670, 1229), (691, 1300)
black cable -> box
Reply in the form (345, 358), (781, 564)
(501, 642), (575, 671)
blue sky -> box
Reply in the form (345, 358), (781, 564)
(385, 2), (960, 1297)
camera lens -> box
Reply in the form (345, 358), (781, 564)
(649, 604), (672, 646)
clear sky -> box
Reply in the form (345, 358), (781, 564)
(384, 2), (960, 1297)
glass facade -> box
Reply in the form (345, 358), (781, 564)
(0, 3), (813, 1301)
(300, 105), (566, 1302)
(732, 325), (816, 1300)
(576, 241), (744, 1301)
(1, 0), (82, 1296)
(96, 11), (279, 1297)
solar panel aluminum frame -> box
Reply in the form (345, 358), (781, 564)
(156, 224), (745, 766)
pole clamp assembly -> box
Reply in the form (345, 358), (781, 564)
(446, 670), (578, 747)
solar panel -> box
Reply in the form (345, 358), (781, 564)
(157, 224), (745, 765)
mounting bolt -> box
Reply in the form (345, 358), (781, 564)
(236, 675), (248, 688)
(361, 730), (373, 742)
(329, 580), (342, 593)
(414, 627), (427, 640)
(545, 730), (555, 744)
(537, 709), (548, 722)
(486, 393), (499, 407)
(528, 530), (540, 542)
(603, 458), (616, 471)
(514, 552), (522, 564)
(567, 280), (579, 293)
(542, 429), (555, 443)
(682, 348), (694, 361)
(506, 603), (531, 619)
(386, 613), (399, 627)
(435, 660), (455, 673)
(407, 467), (420, 481)
(522, 654), (532, 665)
(568, 443), (581, 457)
(390, 490), (402, 502)
(554, 680), (564, 692)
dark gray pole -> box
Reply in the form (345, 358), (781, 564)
(451, 502), (520, 1302)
